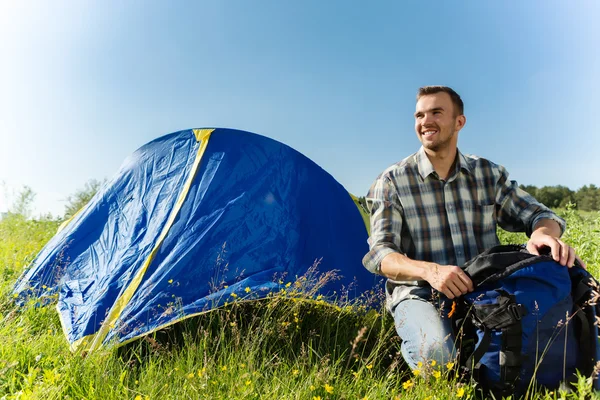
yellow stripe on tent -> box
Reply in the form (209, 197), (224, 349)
(85, 129), (215, 352)
(56, 206), (85, 234)
(193, 128), (214, 142)
(70, 332), (95, 353)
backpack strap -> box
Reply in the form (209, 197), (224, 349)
(569, 268), (599, 378)
(572, 279), (593, 304)
(573, 305), (593, 375)
(500, 321), (523, 387)
(464, 290), (527, 396)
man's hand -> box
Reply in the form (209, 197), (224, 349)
(380, 253), (473, 298)
(527, 230), (586, 269)
(423, 264), (474, 299)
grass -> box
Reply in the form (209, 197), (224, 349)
(0, 209), (598, 399)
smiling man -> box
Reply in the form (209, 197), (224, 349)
(362, 86), (582, 370)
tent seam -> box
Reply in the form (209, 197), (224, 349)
(85, 129), (215, 352)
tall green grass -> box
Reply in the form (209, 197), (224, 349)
(0, 210), (598, 399)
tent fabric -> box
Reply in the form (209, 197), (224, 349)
(13, 128), (378, 351)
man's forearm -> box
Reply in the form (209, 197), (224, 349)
(380, 251), (474, 298)
(380, 252), (435, 281)
(532, 218), (562, 238)
(527, 217), (583, 267)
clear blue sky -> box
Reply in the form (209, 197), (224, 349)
(1, 1), (598, 216)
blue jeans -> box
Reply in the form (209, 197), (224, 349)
(393, 288), (456, 370)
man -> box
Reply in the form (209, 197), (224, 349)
(362, 86), (583, 370)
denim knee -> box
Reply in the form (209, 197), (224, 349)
(393, 299), (455, 370)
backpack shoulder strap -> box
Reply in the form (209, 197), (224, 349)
(462, 245), (553, 287)
(463, 290), (528, 397)
(569, 266), (600, 378)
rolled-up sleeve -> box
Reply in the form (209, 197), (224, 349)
(494, 166), (565, 237)
(362, 175), (404, 275)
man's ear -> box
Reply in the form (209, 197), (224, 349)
(456, 115), (466, 131)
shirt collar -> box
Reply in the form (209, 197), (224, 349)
(456, 149), (474, 176)
(415, 146), (474, 180)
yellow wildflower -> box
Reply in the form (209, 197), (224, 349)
(285, 282), (291, 288)
(292, 369), (299, 376)
(324, 383), (334, 394)
(135, 396), (142, 400)
(413, 368), (421, 376)
(366, 364), (373, 370)
(417, 361), (423, 369)
(313, 397), (321, 400)
(430, 360), (437, 367)
(245, 380), (252, 386)
(231, 293), (238, 298)
(224, 285), (228, 288)
(245, 287), (251, 293)
(230, 322), (237, 327)
(239, 363), (246, 368)
(402, 379), (414, 390)
(352, 371), (360, 378)
(309, 385), (316, 390)
(446, 361), (455, 370)
(221, 366), (227, 371)
(432, 370), (441, 379)
(457, 387), (465, 398)
(187, 372), (194, 379)
(168, 279), (173, 284)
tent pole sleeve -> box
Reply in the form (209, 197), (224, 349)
(86, 129), (215, 352)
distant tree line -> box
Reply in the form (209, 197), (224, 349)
(4, 180), (598, 222)
(357, 184), (600, 212)
(519, 184), (600, 211)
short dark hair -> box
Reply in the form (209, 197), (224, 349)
(417, 86), (464, 116)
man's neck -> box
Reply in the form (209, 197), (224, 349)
(424, 147), (458, 180)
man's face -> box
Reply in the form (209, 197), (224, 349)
(414, 92), (463, 153)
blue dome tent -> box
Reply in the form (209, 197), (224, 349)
(13, 128), (377, 352)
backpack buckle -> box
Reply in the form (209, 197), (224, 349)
(508, 303), (525, 321)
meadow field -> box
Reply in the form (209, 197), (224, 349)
(0, 207), (598, 399)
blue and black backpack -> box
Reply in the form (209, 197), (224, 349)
(453, 245), (600, 398)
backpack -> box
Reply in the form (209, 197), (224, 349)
(453, 245), (600, 398)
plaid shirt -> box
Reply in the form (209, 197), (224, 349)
(363, 147), (565, 311)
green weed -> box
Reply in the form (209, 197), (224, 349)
(0, 211), (598, 399)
